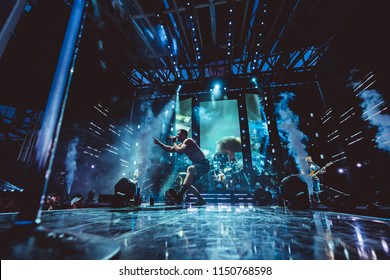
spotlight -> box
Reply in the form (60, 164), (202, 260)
(251, 76), (259, 88)
(211, 83), (222, 97)
(338, 168), (344, 174)
(176, 84), (182, 94)
(356, 163), (362, 168)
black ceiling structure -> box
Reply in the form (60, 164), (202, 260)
(1, 0), (385, 103)
(83, 0), (360, 93)
(0, 0), (386, 142)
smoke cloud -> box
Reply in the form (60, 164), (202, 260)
(65, 137), (79, 194)
(275, 92), (312, 193)
(359, 89), (390, 154)
(86, 91), (178, 202)
(347, 69), (390, 154)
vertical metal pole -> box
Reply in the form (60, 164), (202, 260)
(0, 0), (28, 58)
(15, 0), (87, 226)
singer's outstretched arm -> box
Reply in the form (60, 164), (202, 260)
(153, 136), (187, 154)
(153, 137), (175, 152)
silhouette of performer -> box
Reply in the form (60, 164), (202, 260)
(153, 129), (210, 205)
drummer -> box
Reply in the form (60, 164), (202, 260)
(215, 169), (225, 182)
(214, 169), (226, 190)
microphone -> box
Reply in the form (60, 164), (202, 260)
(166, 136), (177, 141)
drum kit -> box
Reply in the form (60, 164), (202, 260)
(170, 155), (245, 191)
(211, 160), (242, 191)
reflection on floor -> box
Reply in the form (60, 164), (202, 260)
(0, 203), (389, 260)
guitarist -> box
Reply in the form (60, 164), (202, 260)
(305, 156), (326, 204)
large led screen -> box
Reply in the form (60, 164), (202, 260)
(175, 97), (192, 138)
(246, 94), (269, 174)
(199, 100), (241, 158)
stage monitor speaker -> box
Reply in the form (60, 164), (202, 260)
(279, 175), (311, 210)
(112, 178), (136, 208)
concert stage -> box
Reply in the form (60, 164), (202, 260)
(1, 203), (389, 260)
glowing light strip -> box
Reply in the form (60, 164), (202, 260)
(364, 107), (388, 121)
(332, 156), (347, 163)
(106, 143), (118, 150)
(88, 127), (101, 135)
(106, 149), (118, 155)
(353, 72), (374, 92)
(90, 122), (103, 130)
(347, 137), (364, 146)
(376, 132), (390, 140)
(322, 116), (331, 124)
(122, 141), (130, 146)
(346, 131), (363, 141)
(340, 114), (353, 124)
(327, 135), (339, 142)
(356, 80), (376, 96)
(93, 106), (107, 116)
(332, 151), (345, 158)
(362, 101), (384, 115)
(340, 107), (354, 118)
(327, 130), (339, 137)
(109, 128), (121, 136)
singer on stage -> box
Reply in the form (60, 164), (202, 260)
(153, 129), (209, 205)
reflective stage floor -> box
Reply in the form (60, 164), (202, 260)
(0, 204), (389, 260)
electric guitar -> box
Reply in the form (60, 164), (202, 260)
(310, 161), (333, 177)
